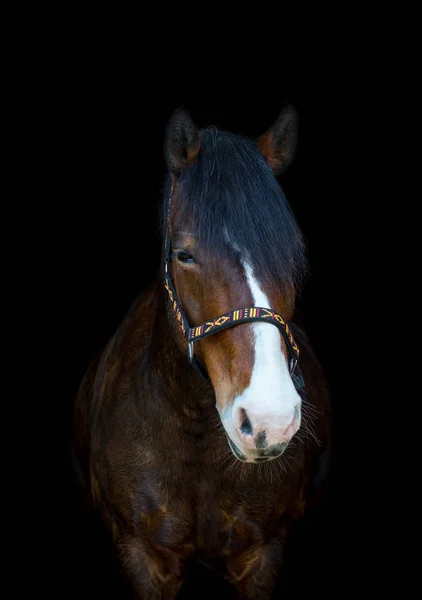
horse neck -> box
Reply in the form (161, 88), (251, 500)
(147, 275), (216, 418)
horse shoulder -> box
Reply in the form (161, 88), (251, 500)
(72, 284), (159, 507)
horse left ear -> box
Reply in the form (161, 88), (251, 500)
(164, 107), (201, 176)
(257, 105), (298, 175)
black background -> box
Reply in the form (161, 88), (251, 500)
(35, 39), (383, 597)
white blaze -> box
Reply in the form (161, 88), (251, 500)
(220, 260), (301, 444)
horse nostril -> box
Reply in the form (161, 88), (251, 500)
(239, 409), (253, 437)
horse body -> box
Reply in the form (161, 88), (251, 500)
(73, 107), (332, 599)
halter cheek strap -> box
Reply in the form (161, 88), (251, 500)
(163, 194), (300, 383)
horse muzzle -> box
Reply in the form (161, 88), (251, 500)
(223, 404), (301, 463)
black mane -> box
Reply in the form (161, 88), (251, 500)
(162, 126), (307, 294)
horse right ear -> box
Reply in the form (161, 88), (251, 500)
(257, 105), (298, 175)
(164, 108), (201, 176)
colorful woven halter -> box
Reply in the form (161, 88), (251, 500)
(164, 194), (300, 382)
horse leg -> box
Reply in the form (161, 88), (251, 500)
(117, 535), (185, 600)
(225, 539), (283, 600)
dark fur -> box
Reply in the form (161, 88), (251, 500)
(73, 109), (332, 599)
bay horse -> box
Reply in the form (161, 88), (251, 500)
(72, 106), (332, 599)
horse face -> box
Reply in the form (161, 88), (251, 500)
(165, 105), (303, 463)
(169, 222), (301, 464)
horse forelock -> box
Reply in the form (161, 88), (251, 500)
(162, 126), (307, 296)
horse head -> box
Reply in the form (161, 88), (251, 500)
(162, 107), (307, 464)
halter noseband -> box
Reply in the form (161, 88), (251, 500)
(163, 193), (300, 383)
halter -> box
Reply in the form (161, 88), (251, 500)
(163, 193), (300, 383)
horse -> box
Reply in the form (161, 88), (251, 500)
(72, 106), (333, 599)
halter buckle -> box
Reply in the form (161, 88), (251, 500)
(188, 341), (194, 363)
(290, 358), (297, 374)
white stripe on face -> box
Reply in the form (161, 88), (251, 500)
(220, 260), (301, 456)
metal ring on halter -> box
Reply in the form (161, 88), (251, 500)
(188, 341), (194, 363)
(290, 358), (297, 374)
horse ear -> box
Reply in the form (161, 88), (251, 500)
(164, 108), (201, 176)
(257, 105), (298, 175)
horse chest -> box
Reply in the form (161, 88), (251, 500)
(133, 483), (277, 561)
(102, 417), (305, 560)
(134, 460), (298, 558)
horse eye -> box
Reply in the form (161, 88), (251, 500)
(176, 251), (195, 264)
